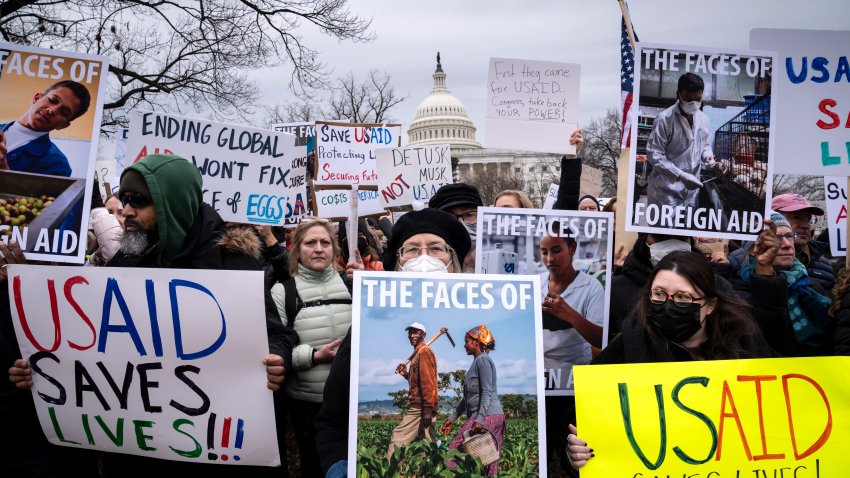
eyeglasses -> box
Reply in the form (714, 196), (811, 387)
(776, 232), (797, 242)
(120, 193), (152, 209)
(649, 288), (704, 307)
(398, 243), (454, 260)
(453, 210), (478, 224)
(783, 212), (816, 225)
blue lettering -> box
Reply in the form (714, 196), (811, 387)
(785, 56), (807, 84)
(811, 57), (830, 83)
(99, 278), (147, 356)
(145, 280), (163, 357)
(169, 280), (227, 360)
(836, 56), (850, 83)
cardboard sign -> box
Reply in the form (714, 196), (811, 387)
(376, 144), (452, 207)
(574, 357), (850, 477)
(626, 43), (777, 241)
(750, 30), (850, 176)
(485, 58), (580, 154)
(541, 164), (603, 210)
(313, 121), (401, 187)
(348, 272), (547, 476)
(9, 265), (280, 465)
(0, 43), (109, 262)
(824, 176), (847, 256)
(475, 207), (613, 395)
(128, 110), (307, 225)
(312, 188), (385, 220)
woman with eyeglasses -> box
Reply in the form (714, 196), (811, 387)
(314, 208), (471, 478)
(269, 218), (362, 477)
(565, 250), (774, 471)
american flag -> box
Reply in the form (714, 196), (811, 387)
(620, 7), (639, 149)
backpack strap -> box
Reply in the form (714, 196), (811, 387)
(282, 273), (353, 324)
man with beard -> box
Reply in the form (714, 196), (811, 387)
(387, 322), (438, 458)
(9, 154), (297, 477)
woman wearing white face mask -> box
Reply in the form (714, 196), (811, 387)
(645, 72), (715, 210)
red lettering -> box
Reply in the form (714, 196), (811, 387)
(838, 204), (847, 223)
(133, 146), (174, 163)
(13, 275), (60, 352)
(816, 99), (840, 130)
(64, 276), (96, 351)
(738, 375), (785, 461)
(716, 380), (753, 461)
(783, 373), (832, 460)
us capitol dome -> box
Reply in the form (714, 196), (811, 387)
(407, 52), (482, 150)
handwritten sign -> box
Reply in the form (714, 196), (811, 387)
(575, 357), (850, 477)
(128, 110), (307, 225)
(824, 176), (847, 256)
(751, 29), (850, 175)
(485, 58), (580, 154)
(314, 121), (401, 187)
(0, 42), (109, 263)
(114, 128), (130, 179)
(9, 265), (280, 465)
(376, 144), (452, 207)
(312, 188), (385, 220)
(476, 207), (612, 395)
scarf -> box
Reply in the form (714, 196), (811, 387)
(741, 258), (831, 346)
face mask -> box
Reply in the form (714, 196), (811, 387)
(462, 221), (477, 243)
(648, 239), (691, 267)
(679, 100), (701, 115)
(401, 254), (449, 273)
(647, 301), (703, 343)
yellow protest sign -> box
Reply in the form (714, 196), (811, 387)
(574, 357), (850, 477)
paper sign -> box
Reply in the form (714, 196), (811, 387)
(575, 357), (850, 477)
(128, 110), (307, 225)
(485, 58), (580, 154)
(313, 188), (385, 220)
(542, 183), (559, 209)
(9, 265), (280, 465)
(0, 42), (109, 263)
(114, 128), (129, 180)
(824, 176), (847, 256)
(376, 144), (452, 207)
(348, 272), (547, 476)
(751, 29), (850, 176)
(475, 207), (613, 395)
(626, 43), (777, 240)
(314, 121), (401, 187)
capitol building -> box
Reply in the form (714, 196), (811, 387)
(407, 53), (562, 205)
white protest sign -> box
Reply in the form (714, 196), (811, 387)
(485, 58), (580, 154)
(314, 121), (401, 187)
(376, 144), (452, 207)
(114, 128), (130, 180)
(128, 110), (307, 225)
(94, 160), (117, 189)
(824, 176), (847, 256)
(751, 29), (850, 175)
(313, 188), (385, 220)
(542, 183), (559, 209)
(9, 265), (279, 465)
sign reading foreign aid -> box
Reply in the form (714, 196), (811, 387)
(575, 357), (850, 478)
(9, 265), (280, 465)
(750, 29), (850, 176)
(128, 110), (307, 226)
(376, 144), (452, 207)
(314, 121), (401, 187)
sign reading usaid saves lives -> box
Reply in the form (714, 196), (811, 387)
(10, 265), (280, 465)
(314, 121), (401, 187)
(128, 110), (307, 226)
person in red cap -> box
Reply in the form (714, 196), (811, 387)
(771, 193), (834, 291)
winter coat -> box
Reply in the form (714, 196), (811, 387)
(271, 264), (351, 403)
(727, 241), (836, 292)
(834, 291), (850, 356)
(315, 328), (352, 475)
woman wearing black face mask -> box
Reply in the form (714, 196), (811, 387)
(563, 251), (775, 472)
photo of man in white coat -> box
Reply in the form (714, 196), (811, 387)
(645, 72), (715, 209)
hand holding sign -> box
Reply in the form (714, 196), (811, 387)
(566, 423), (593, 470)
(8, 358), (32, 390)
(264, 354), (286, 391)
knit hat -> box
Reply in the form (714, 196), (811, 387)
(118, 169), (151, 201)
(383, 208), (471, 271)
(769, 211), (791, 230)
(428, 183), (483, 211)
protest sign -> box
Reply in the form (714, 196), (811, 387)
(313, 121), (401, 187)
(625, 43), (777, 240)
(542, 184), (559, 209)
(540, 164), (603, 210)
(312, 187), (385, 220)
(9, 265), (280, 465)
(114, 127), (130, 181)
(485, 58), (580, 155)
(128, 110), (307, 225)
(94, 160), (117, 192)
(751, 30), (850, 176)
(376, 144), (452, 207)
(824, 176), (847, 256)
(349, 271), (546, 476)
(0, 43), (109, 262)
(574, 357), (850, 477)
(476, 207), (612, 395)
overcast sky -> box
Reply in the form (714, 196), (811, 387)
(252, 0), (849, 143)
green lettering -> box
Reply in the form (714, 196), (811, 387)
(48, 406), (80, 445)
(133, 420), (156, 451)
(671, 376), (718, 464)
(95, 415), (124, 446)
(618, 383), (667, 470)
(169, 418), (202, 458)
(82, 413), (95, 445)
(821, 141), (840, 166)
